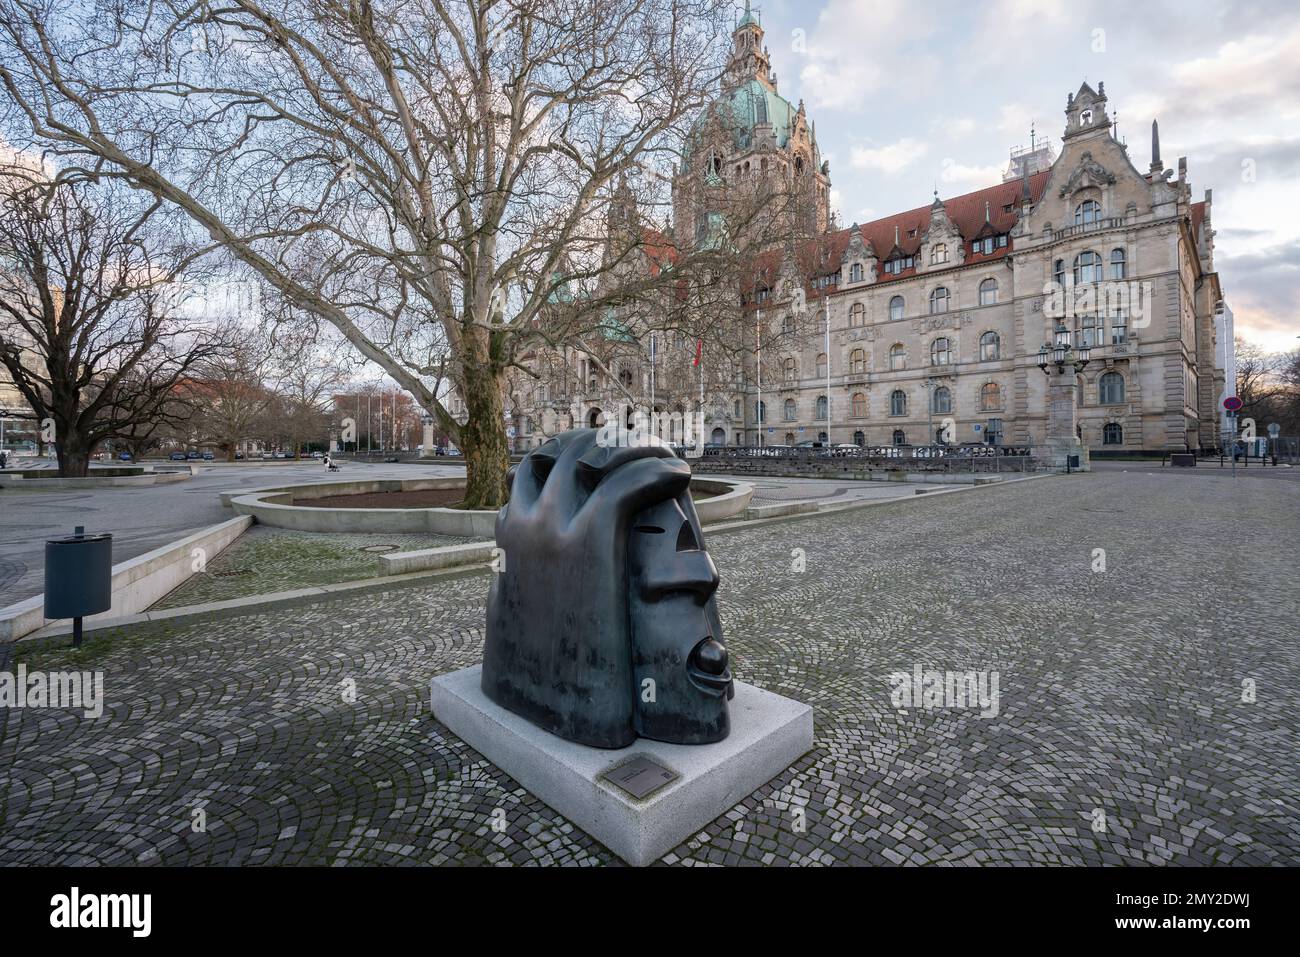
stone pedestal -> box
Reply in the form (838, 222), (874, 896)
(1042, 370), (1090, 471)
(429, 664), (814, 866)
(420, 418), (435, 457)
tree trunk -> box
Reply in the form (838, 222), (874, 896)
(458, 369), (510, 509)
(57, 427), (92, 477)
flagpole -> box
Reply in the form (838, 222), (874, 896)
(649, 333), (656, 439)
(825, 295), (831, 445)
(756, 308), (763, 448)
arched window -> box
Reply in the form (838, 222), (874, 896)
(783, 398), (796, 421)
(980, 382), (1001, 411)
(853, 430), (865, 446)
(1073, 250), (1102, 284)
(931, 243), (948, 265)
(619, 367), (633, 388)
(932, 386), (952, 414)
(979, 278), (998, 306)
(979, 331), (1000, 361)
(815, 395), (828, 419)
(849, 263), (864, 283)
(929, 286), (950, 314)
(850, 302), (866, 326)
(889, 343), (906, 370)
(782, 357), (797, 382)
(1103, 422), (1123, 445)
(889, 295), (904, 321)
(816, 353), (828, 377)
(852, 392), (867, 417)
(892, 428), (906, 446)
(1110, 248), (1126, 280)
(785, 431), (796, 445)
(850, 348), (866, 374)
(1075, 199), (1101, 225)
(1099, 372), (1125, 404)
(1053, 258), (1065, 287)
(930, 337), (952, 366)
(890, 389), (907, 416)
(818, 431), (829, 443)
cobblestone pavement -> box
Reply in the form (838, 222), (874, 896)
(152, 527), (484, 609)
(1, 470), (1296, 866)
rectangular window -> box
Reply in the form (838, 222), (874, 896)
(1111, 310), (1128, 344)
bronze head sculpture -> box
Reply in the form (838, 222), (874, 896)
(482, 427), (733, 749)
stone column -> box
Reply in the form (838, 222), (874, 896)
(1043, 370), (1090, 471)
(420, 416), (435, 457)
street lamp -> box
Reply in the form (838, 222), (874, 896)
(1038, 322), (1091, 375)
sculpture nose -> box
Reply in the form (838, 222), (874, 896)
(638, 549), (719, 602)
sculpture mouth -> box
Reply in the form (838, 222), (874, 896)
(687, 636), (734, 698)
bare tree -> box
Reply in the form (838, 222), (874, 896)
(0, 168), (230, 475)
(183, 339), (278, 461)
(0, 0), (740, 506)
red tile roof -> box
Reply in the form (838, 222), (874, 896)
(640, 227), (678, 277)
(739, 170), (1053, 300)
(632, 171), (1056, 301)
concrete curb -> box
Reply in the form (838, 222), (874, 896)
(0, 515), (252, 643)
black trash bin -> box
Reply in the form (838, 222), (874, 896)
(44, 526), (112, 647)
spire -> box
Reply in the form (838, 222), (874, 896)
(1020, 157), (1031, 206)
(1150, 118), (1163, 173)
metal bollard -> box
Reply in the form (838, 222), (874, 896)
(44, 526), (113, 648)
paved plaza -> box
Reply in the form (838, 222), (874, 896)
(0, 468), (1297, 866)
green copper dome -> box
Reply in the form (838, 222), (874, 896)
(687, 79), (794, 159)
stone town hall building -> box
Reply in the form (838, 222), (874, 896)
(481, 7), (1230, 455)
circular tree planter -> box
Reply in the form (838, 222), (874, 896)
(223, 475), (753, 534)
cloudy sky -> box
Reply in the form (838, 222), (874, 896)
(734, 0), (1299, 351)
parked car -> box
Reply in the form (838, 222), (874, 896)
(446, 447), (462, 456)
(118, 451), (132, 461)
(187, 450), (202, 460)
(202, 451), (215, 460)
(260, 452), (273, 460)
(234, 451), (244, 460)
(169, 451), (187, 461)
(311, 451), (323, 459)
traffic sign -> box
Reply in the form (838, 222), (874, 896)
(972, 424), (983, 432)
(1268, 423), (1280, 438)
(1224, 395), (1243, 412)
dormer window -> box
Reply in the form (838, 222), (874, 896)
(972, 235), (1008, 256)
(849, 262), (864, 283)
(883, 255), (914, 276)
(755, 285), (771, 303)
(930, 243), (948, 265)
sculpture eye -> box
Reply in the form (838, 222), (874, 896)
(634, 525), (665, 534)
(675, 521), (700, 552)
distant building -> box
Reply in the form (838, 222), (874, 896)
(499, 7), (1231, 455)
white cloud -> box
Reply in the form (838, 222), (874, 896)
(850, 138), (928, 174)
(939, 159), (1005, 189)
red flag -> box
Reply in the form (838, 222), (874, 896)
(694, 338), (703, 366)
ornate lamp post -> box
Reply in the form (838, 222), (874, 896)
(1036, 322), (1092, 472)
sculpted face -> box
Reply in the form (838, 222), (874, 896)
(481, 428), (733, 749)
